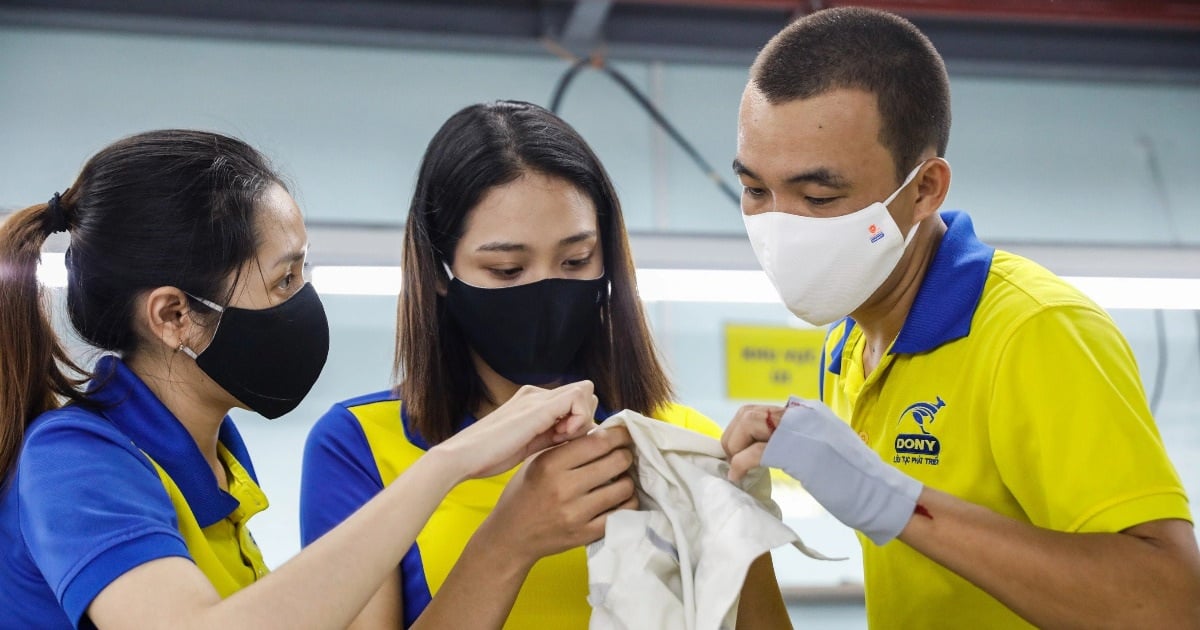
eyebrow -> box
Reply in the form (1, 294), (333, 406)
(273, 246), (308, 267)
(558, 230), (597, 247)
(476, 241), (526, 253)
(732, 159), (757, 179)
(732, 159), (849, 189)
(476, 230), (598, 253)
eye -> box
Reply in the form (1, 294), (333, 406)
(806, 196), (838, 207)
(488, 267), (522, 279)
(742, 186), (767, 199)
(276, 272), (295, 291)
(276, 261), (309, 293)
(564, 255), (593, 269)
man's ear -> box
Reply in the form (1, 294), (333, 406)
(141, 286), (199, 353)
(912, 157), (951, 223)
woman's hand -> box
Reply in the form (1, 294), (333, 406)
(479, 425), (638, 566)
(432, 380), (598, 481)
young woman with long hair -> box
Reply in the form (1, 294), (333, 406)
(300, 101), (788, 628)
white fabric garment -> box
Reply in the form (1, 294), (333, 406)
(586, 410), (834, 630)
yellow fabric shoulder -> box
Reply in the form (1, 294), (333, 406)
(652, 402), (722, 440)
(143, 446), (269, 597)
(351, 398), (716, 629)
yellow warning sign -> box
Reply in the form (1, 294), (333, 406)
(725, 323), (825, 401)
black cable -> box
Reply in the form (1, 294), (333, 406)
(1137, 137), (1175, 417)
(549, 58), (589, 115)
(549, 59), (741, 207)
(1150, 309), (1168, 416)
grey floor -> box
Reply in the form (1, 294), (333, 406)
(786, 604), (867, 629)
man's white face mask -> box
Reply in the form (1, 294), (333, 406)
(742, 161), (926, 326)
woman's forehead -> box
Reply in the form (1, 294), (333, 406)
(459, 173), (598, 250)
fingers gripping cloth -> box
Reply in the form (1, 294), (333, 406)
(762, 397), (924, 546)
(586, 410), (836, 630)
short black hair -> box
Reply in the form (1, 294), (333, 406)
(751, 7), (951, 181)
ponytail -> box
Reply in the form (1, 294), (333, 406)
(1, 129), (281, 483)
(0, 198), (87, 483)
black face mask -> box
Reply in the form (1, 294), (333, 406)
(444, 274), (607, 385)
(184, 282), (330, 419)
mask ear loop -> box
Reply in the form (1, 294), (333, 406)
(443, 261), (521, 291)
(445, 261), (494, 290)
(884, 160), (930, 245)
(883, 160), (927, 207)
(180, 291), (226, 360)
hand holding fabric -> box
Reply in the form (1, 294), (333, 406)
(479, 425), (638, 565)
(724, 396), (922, 545)
(433, 381), (598, 480)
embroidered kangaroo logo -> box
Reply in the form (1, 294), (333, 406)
(899, 397), (946, 435)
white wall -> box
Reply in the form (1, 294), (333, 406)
(5, 26), (1199, 603)
(5, 27), (1199, 240)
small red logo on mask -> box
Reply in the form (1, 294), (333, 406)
(868, 223), (886, 243)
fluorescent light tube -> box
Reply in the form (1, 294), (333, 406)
(35, 257), (1200, 310)
(635, 269), (779, 303)
(1063, 276), (1200, 311)
(311, 265), (401, 295)
(36, 252), (67, 288)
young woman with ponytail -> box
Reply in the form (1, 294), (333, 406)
(0, 129), (598, 629)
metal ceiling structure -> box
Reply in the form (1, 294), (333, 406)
(2, 0), (1199, 83)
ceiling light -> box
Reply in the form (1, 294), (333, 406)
(35, 257), (1200, 310)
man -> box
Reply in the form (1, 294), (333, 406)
(722, 7), (1200, 628)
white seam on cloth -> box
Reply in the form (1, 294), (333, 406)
(586, 410), (838, 630)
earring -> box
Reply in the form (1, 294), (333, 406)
(176, 342), (185, 354)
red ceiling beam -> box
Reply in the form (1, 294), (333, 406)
(617, 0), (1200, 30)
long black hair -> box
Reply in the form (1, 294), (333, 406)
(396, 100), (674, 444)
(0, 129), (283, 481)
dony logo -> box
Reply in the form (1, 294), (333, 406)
(900, 396), (945, 435)
(868, 223), (885, 244)
(894, 396), (945, 457)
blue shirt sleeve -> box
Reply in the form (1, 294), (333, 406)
(300, 403), (385, 546)
(18, 410), (190, 627)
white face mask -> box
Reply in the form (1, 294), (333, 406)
(743, 162), (925, 326)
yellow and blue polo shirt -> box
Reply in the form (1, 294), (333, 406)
(820, 211), (1190, 628)
(0, 356), (269, 629)
(300, 392), (720, 629)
